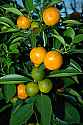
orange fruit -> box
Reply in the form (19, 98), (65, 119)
(43, 7), (60, 26)
(17, 16), (31, 29)
(30, 47), (47, 66)
(38, 79), (52, 93)
(26, 82), (39, 96)
(32, 67), (45, 81)
(17, 84), (27, 99)
(44, 51), (63, 70)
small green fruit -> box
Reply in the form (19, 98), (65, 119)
(32, 67), (45, 81)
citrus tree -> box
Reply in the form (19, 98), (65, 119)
(0, 0), (83, 125)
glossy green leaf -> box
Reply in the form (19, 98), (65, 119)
(63, 20), (82, 25)
(23, 0), (33, 12)
(73, 34), (83, 43)
(0, 104), (11, 113)
(3, 7), (23, 15)
(51, 0), (62, 4)
(53, 29), (59, 35)
(70, 59), (82, 72)
(53, 117), (69, 125)
(64, 27), (75, 40)
(10, 37), (24, 44)
(0, 74), (31, 84)
(0, 88), (3, 100)
(25, 95), (37, 104)
(3, 84), (16, 100)
(10, 103), (33, 125)
(71, 49), (83, 53)
(53, 38), (61, 49)
(64, 94), (77, 104)
(48, 66), (83, 78)
(36, 95), (52, 125)
(8, 32), (25, 43)
(64, 103), (80, 123)
(0, 28), (19, 33)
(68, 89), (83, 105)
(0, 22), (10, 27)
(9, 42), (20, 53)
(63, 78), (75, 88)
(52, 34), (66, 45)
(0, 17), (15, 28)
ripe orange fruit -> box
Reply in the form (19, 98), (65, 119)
(17, 16), (31, 29)
(30, 47), (47, 66)
(26, 82), (39, 96)
(17, 84), (27, 100)
(43, 7), (60, 26)
(38, 79), (52, 93)
(32, 67), (45, 81)
(44, 51), (63, 70)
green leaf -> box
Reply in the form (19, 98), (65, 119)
(71, 49), (83, 53)
(64, 103), (80, 123)
(53, 29), (59, 35)
(67, 89), (83, 105)
(52, 34), (66, 45)
(0, 104), (12, 113)
(54, 117), (69, 125)
(0, 74), (31, 84)
(36, 95), (52, 125)
(50, 0), (63, 5)
(0, 21), (10, 27)
(53, 38), (61, 49)
(25, 95), (37, 104)
(9, 42), (20, 53)
(64, 27), (75, 40)
(3, 84), (16, 100)
(23, 0), (33, 12)
(8, 32), (25, 43)
(63, 78), (75, 88)
(63, 20), (82, 25)
(48, 66), (83, 78)
(30, 32), (38, 47)
(10, 37), (24, 44)
(2, 7), (23, 15)
(0, 88), (4, 100)
(0, 28), (19, 33)
(0, 17), (15, 28)
(70, 59), (82, 72)
(10, 103), (33, 125)
(73, 34), (83, 43)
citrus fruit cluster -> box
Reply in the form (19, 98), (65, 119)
(16, 7), (60, 29)
(16, 6), (61, 100)
(30, 47), (63, 70)
(17, 78), (52, 100)
(16, 65), (54, 99)
(16, 46), (63, 100)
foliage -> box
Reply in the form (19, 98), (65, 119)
(0, 0), (83, 125)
